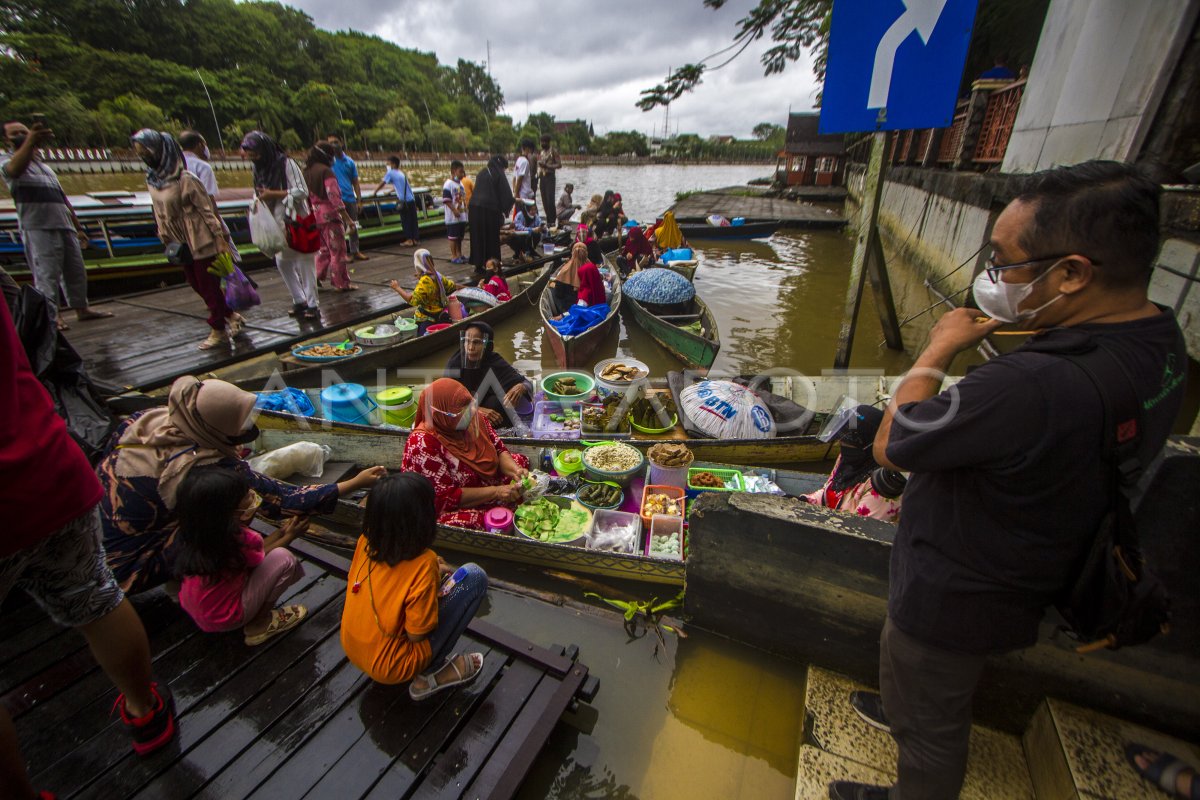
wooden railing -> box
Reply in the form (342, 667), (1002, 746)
(973, 79), (1026, 163)
(937, 101), (970, 164)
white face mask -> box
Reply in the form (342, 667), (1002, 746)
(971, 262), (1064, 323)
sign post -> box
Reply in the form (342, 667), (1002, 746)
(821, 0), (979, 368)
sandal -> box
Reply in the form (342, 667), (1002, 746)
(226, 313), (245, 338)
(409, 652), (484, 701)
(1126, 743), (1200, 800)
(244, 604), (307, 646)
(197, 330), (227, 350)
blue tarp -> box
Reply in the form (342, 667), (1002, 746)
(255, 387), (316, 417)
(548, 303), (610, 337)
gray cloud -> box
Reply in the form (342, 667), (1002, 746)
(279, 0), (821, 136)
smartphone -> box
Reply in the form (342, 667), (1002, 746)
(30, 113), (47, 129)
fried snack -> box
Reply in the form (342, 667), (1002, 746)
(647, 442), (694, 468)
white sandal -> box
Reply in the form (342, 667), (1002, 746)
(197, 330), (227, 350)
(409, 652), (484, 700)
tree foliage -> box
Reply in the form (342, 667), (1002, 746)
(0, 0), (511, 150)
(638, 0), (831, 111)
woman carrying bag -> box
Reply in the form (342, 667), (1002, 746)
(241, 131), (320, 320)
(132, 129), (242, 350)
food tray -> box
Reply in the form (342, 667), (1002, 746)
(586, 509), (642, 554)
(530, 401), (581, 440)
(645, 514), (685, 561)
(686, 468), (744, 501)
(291, 342), (363, 362)
(640, 484), (686, 527)
(581, 442), (645, 487)
(514, 495), (589, 547)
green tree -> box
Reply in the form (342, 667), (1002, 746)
(425, 120), (455, 151)
(595, 130), (649, 157)
(752, 122), (783, 140)
(446, 59), (504, 116)
(94, 93), (170, 145)
(278, 129), (303, 151)
(362, 105), (422, 151)
(488, 115), (516, 155)
(293, 81), (342, 142)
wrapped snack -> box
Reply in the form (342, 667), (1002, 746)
(647, 442), (694, 468)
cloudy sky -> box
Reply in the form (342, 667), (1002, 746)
(282, 0), (823, 137)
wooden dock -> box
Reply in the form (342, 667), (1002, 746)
(2, 534), (596, 800)
(670, 189), (846, 229)
(65, 239), (566, 392)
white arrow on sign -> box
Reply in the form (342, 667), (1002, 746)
(867, 0), (951, 110)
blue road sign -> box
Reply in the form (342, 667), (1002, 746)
(819, 0), (979, 134)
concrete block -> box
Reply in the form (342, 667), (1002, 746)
(1024, 698), (1200, 800)
(794, 745), (892, 800)
(802, 666), (1034, 800)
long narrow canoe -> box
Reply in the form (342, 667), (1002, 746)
(676, 218), (781, 240)
(622, 293), (720, 370)
(256, 422), (827, 586)
(539, 262), (622, 369)
(198, 264), (557, 392)
(660, 259), (697, 281)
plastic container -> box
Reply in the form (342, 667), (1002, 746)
(391, 316), (418, 341)
(320, 383), (376, 425)
(552, 448), (584, 475)
(514, 495), (589, 547)
(660, 247), (694, 262)
(425, 323), (452, 335)
(542, 242), (555, 254)
(541, 371), (595, 408)
(628, 413), (678, 435)
(648, 461), (691, 489)
(685, 467), (744, 501)
(581, 443), (646, 488)
(375, 386), (416, 428)
(640, 484), (685, 527)
(530, 400), (581, 440)
(646, 514), (685, 561)
(586, 509), (642, 554)
(593, 357), (650, 400)
(483, 507), (513, 534)
(354, 324), (402, 347)
(575, 479), (624, 512)
(731, 217), (745, 227)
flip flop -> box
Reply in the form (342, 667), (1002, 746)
(1125, 742), (1200, 800)
(244, 604), (307, 646)
(409, 652), (484, 701)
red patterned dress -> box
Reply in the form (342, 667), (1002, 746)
(400, 418), (530, 529)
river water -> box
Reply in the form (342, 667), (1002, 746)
(53, 164), (910, 798)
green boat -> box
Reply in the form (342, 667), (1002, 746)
(608, 254), (720, 370)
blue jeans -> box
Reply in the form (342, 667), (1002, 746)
(425, 562), (488, 669)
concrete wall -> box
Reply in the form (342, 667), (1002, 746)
(1002, 0), (1200, 172)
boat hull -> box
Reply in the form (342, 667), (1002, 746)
(677, 219), (781, 240)
(539, 262), (622, 369)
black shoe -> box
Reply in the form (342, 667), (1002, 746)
(828, 780), (890, 800)
(115, 681), (178, 757)
(302, 306), (321, 320)
(850, 690), (891, 733)
(287, 303), (304, 317)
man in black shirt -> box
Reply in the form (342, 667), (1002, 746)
(830, 161), (1187, 800)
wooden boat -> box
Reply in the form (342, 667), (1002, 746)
(538, 262), (622, 369)
(249, 373), (908, 466)
(179, 263), (556, 392)
(255, 421), (827, 586)
(622, 293), (720, 370)
(675, 218), (781, 240)
(660, 259), (697, 281)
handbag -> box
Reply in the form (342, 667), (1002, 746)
(164, 240), (192, 266)
(1054, 345), (1171, 652)
(285, 210), (321, 254)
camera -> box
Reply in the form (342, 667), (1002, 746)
(870, 468), (908, 499)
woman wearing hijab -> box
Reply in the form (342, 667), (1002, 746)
(304, 142), (356, 291)
(467, 155), (515, 273)
(389, 249), (457, 335)
(241, 131), (319, 319)
(400, 378), (530, 529)
(593, 190), (619, 238)
(548, 242), (584, 316)
(654, 210), (685, 251)
(132, 129), (239, 350)
(444, 321), (530, 426)
(580, 195), (603, 228)
(620, 227), (656, 276)
(97, 376), (387, 593)
(478, 258), (511, 302)
(802, 405), (902, 522)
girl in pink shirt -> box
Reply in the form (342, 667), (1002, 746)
(175, 466), (308, 646)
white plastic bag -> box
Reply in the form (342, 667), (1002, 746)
(248, 198), (286, 257)
(247, 442), (331, 479)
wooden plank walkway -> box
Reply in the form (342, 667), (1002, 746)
(2, 535), (595, 800)
(65, 239), (566, 392)
(671, 190), (846, 229)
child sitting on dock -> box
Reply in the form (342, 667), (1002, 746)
(341, 473), (488, 699)
(175, 466), (309, 646)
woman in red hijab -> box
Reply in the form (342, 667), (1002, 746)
(400, 378), (530, 528)
(576, 254), (607, 307)
(621, 227), (656, 275)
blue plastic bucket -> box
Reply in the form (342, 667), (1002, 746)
(320, 383), (377, 425)
(731, 217), (745, 226)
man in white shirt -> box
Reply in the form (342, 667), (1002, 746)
(179, 131), (239, 263)
(511, 138), (536, 207)
(442, 160), (468, 264)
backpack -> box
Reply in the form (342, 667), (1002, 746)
(1054, 344), (1171, 652)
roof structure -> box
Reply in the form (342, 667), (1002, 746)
(782, 113), (846, 155)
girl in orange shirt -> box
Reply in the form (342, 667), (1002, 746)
(340, 473), (487, 699)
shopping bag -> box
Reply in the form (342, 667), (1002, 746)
(285, 211), (322, 254)
(223, 266), (261, 312)
(247, 198), (286, 257)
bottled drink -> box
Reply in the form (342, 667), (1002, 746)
(440, 566), (468, 597)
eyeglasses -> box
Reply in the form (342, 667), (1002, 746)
(983, 249), (1100, 283)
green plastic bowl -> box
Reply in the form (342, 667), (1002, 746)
(576, 479), (624, 511)
(581, 443), (646, 488)
(628, 413), (679, 435)
(552, 448), (584, 475)
(541, 371), (596, 409)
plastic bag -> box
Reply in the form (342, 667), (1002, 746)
(255, 388), (316, 417)
(247, 442), (332, 479)
(248, 198), (286, 257)
(223, 266), (261, 312)
(518, 470), (551, 500)
(587, 522), (639, 554)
